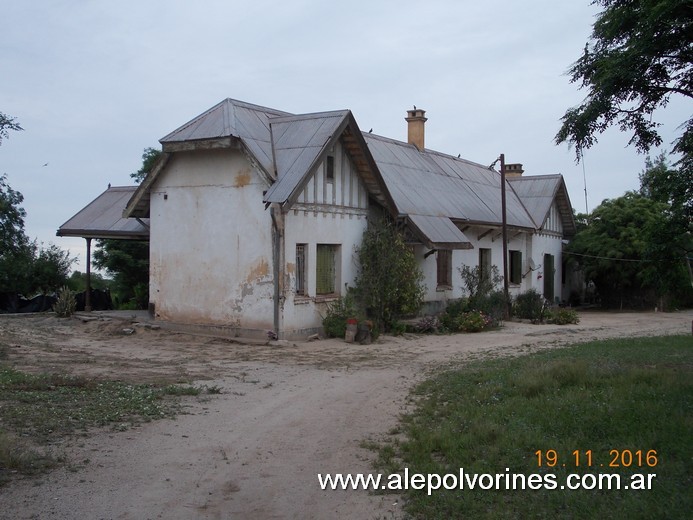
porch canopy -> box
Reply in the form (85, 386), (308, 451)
(57, 186), (149, 310)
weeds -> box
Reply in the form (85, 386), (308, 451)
(53, 286), (77, 318)
(0, 365), (212, 485)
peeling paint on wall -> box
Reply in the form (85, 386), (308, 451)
(246, 258), (270, 283)
(234, 168), (252, 188)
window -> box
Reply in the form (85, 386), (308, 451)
(479, 248), (491, 281)
(543, 253), (555, 302)
(325, 155), (335, 183)
(316, 244), (339, 295)
(436, 250), (452, 288)
(509, 250), (522, 285)
(295, 244), (307, 295)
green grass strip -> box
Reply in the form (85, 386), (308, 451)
(377, 335), (692, 519)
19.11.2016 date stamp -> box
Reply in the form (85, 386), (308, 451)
(534, 449), (658, 468)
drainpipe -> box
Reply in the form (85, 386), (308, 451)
(270, 204), (285, 338)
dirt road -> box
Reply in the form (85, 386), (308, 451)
(0, 310), (691, 519)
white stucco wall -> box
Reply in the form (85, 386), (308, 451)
(149, 148), (275, 332)
(528, 232), (564, 304)
(281, 139), (370, 337)
(417, 223), (566, 312)
(282, 210), (368, 335)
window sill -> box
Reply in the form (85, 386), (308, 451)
(436, 285), (453, 292)
(294, 296), (311, 305)
(314, 294), (340, 303)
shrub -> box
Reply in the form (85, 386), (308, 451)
(471, 290), (510, 326)
(513, 289), (545, 321)
(321, 295), (359, 338)
(440, 300), (493, 333)
(456, 310), (493, 332)
(415, 315), (440, 333)
(354, 219), (425, 331)
(548, 308), (580, 325)
(53, 286), (76, 317)
(390, 321), (407, 336)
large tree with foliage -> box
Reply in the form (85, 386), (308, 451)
(569, 179), (692, 309)
(555, 0), (692, 162)
(0, 175), (74, 294)
(0, 174), (34, 293)
(92, 239), (149, 308)
(568, 192), (666, 307)
(354, 219), (425, 330)
(639, 154), (693, 304)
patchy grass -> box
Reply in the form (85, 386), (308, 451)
(0, 364), (211, 485)
(373, 335), (693, 519)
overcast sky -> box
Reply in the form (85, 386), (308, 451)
(1, 0), (687, 272)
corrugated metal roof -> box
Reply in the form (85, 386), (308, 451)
(508, 174), (576, 235)
(264, 110), (350, 204)
(508, 175), (560, 225)
(407, 214), (473, 249)
(58, 186), (149, 239)
(161, 99), (291, 175)
(364, 134), (536, 230)
(122, 97), (575, 247)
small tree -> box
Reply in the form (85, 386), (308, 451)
(354, 219), (425, 331)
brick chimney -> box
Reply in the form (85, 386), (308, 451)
(405, 108), (427, 151)
(505, 163), (524, 177)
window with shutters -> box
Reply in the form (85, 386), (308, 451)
(436, 249), (452, 289)
(316, 244), (339, 295)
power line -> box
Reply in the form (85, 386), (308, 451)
(564, 251), (644, 263)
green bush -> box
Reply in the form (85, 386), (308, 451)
(548, 308), (580, 325)
(470, 290), (510, 325)
(440, 301), (493, 333)
(513, 289), (546, 322)
(456, 310), (493, 332)
(390, 321), (407, 336)
(321, 295), (359, 338)
(354, 219), (425, 331)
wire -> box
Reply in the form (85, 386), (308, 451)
(564, 251), (644, 262)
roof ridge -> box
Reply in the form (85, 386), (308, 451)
(363, 132), (492, 171)
(270, 109), (350, 123)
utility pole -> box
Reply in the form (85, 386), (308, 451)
(500, 154), (510, 320)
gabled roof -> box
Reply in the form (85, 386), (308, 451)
(122, 97), (574, 248)
(508, 174), (576, 236)
(364, 133), (536, 230)
(264, 110), (351, 204)
(58, 186), (149, 240)
(160, 98), (290, 175)
(263, 110), (394, 210)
